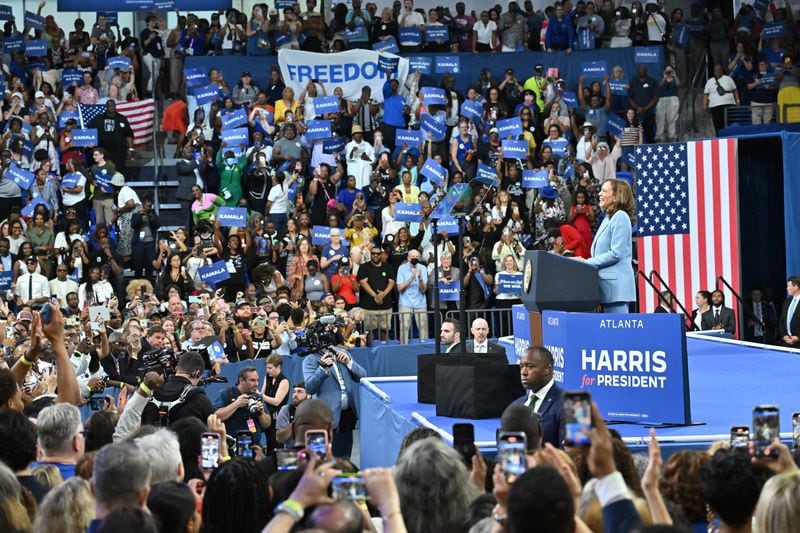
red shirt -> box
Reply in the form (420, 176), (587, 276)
(331, 273), (359, 305)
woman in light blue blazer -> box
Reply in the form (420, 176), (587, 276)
(581, 179), (636, 313)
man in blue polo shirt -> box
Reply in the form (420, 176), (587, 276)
(381, 70), (407, 150)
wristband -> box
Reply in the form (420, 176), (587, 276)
(220, 455), (232, 462)
(19, 355), (33, 366)
(139, 383), (153, 395)
(274, 499), (304, 523)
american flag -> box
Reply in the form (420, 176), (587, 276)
(78, 99), (155, 147)
(635, 139), (741, 332)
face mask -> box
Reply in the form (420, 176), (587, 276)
(410, 258), (419, 266)
(226, 158), (236, 166)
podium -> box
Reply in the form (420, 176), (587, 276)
(417, 354), (510, 406)
(519, 251), (600, 344)
(435, 363), (524, 419)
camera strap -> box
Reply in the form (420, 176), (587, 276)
(150, 384), (196, 426)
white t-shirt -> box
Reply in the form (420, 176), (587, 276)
(267, 182), (291, 214)
(61, 173), (87, 207)
(704, 75), (737, 108)
(475, 20), (497, 45)
(117, 186), (141, 208)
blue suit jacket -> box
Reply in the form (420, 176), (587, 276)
(514, 382), (564, 448)
(302, 352), (367, 430)
(586, 210), (635, 304)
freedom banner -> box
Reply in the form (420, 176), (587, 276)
(541, 310), (690, 424)
(199, 260), (231, 285)
(278, 49), (409, 103)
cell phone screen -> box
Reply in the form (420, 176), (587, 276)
(306, 430), (327, 460)
(453, 423), (475, 467)
(236, 431), (253, 458)
(792, 413), (800, 449)
(201, 433), (220, 470)
(332, 475), (367, 500)
(563, 391), (592, 447)
(497, 432), (527, 482)
(730, 426), (749, 448)
(752, 405), (779, 457)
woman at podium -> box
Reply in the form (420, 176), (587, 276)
(579, 179), (636, 313)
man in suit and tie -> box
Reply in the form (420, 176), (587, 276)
(778, 276), (800, 347)
(512, 346), (564, 447)
(654, 291), (673, 313)
(701, 290), (736, 334)
(302, 346), (367, 459)
(464, 318), (506, 356)
(440, 318), (462, 353)
(745, 287), (777, 344)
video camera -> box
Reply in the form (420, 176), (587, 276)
(296, 315), (346, 354)
(138, 348), (179, 379)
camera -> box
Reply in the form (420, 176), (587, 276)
(139, 348), (179, 379)
(247, 393), (263, 415)
(295, 315), (346, 354)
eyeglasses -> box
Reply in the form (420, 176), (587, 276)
(268, 315), (280, 320)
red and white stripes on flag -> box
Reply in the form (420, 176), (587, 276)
(635, 139), (741, 332)
(116, 98), (155, 147)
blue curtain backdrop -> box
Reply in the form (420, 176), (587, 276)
(781, 132), (800, 280)
(185, 47), (663, 98)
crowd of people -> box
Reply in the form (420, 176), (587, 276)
(0, 0), (798, 531)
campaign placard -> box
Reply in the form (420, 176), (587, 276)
(311, 225), (350, 246)
(322, 136), (346, 154)
(217, 206), (247, 227)
(24, 10), (44, 30)
(3, 35), (23, 53)
(762, 21), (787, 39)
(496, 272), (522, 294)
(378, 54), (400, 72)
(372, 36), (399, 54)
(609, 78), (628, 96)
(184, 67), (208, 87)
(438, 280), (460, 301)
(154, 0), (175, 9)
(60, 172), (83, 189)
(420, 114), (446, 142)
(399, 27), (422, 45)
(0, 271), (11, 291)
(561, 91), (579, 108)
(0, 6), (13, 20)
(522, 169), (548, 188)
(344, 25), (368, 42)
(475, 163), (498, 186)
(7, 164), (34, 190)
(396, 128), (422, 147)
(221, 108), (247, 130)
(395, 202), (422, 223)
(71, 129), (98, 147)
(581, 60), (607, 78)
(220, 127), (249, 147)
(606, 114), (626, 137)
(62, 69), (84, 85)
(199, 260), (231, 285)
(25, 39), (47, 57)
(107, 55), (131, 71)
(461, 100), (482, 121)
(635, 46), (661, 64)
(97, 11), (118, 25)
(541, 310), (690, 424)
(425, 25), (449, 41)
(421, 86), (447, 105)
(501, 139), (528, 159)
(420, 158), (446, 186)
(496, 117), (523, 138)
(21, 195), (51, 218)
(305, 119), (332, 141)
(93, 171), (113, 193)
(408, 56), (433, 74)
(543, 138), (568, 157)
(313, 95), (339, 116)
(434, 55), (460, 74)
(195, 83), (220, 105)
(436, 216), (458, 233)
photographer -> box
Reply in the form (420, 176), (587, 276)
(213, 366), (271, 442)
(302, 344), (366, 460)
(140, 351), (214, 427)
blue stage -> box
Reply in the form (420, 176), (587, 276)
(358, 336), (800, 468)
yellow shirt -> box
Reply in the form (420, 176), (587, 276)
(393, 184), (420, 203)
(274, 99), (300, 125)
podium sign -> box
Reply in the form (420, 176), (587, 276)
(541, 311), (691, 424)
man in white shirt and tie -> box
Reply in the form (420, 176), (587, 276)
(701, 290), (736, 334)
(779, 276), (800, 347)
(513, 346), (564, 447)
(15, 257), (50, 310)
(465, 318), (506, 356)
(49, 264), (79, 305)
